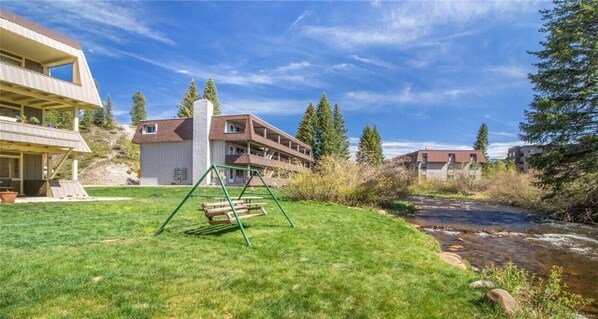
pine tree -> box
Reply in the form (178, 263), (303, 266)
(520, 0), (597, 218)
(202, 77), (221, 115)
(130, 91), (147, 126)
(103, 96), (116, 129)
(370, 125), (384, 165)
(356, 125), (384, 166)
(93, 104), (105, 126)
(473, 123), (489, 160)
(356, 125), (372, 165)
(79, 109), (93, 132)
(177, 79), (199, 118)
(332, 103), (350, 159)
(44, 110), (73, 129)
(296, 103), (317, 151)
(315, 93), (335, 160)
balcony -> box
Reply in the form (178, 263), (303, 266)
(225, 154), (309, 173)
(0, 61), (100, 108)
(0, 119), (90, 153)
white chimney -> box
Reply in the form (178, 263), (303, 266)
(192, 99), (213, 185)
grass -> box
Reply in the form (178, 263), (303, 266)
(1, 187), (493, 318)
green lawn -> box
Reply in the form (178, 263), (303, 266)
(1, 187), (491, 318)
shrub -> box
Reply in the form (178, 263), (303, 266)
(480, 170), (545, 209)
(285, 157), (414, 207)
(482, 262), (593, 318)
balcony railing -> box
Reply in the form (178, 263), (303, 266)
(225, 154), (309, 173)
(0, 61), (99, 107)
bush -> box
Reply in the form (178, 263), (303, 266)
(480, 169), (545, 209)
(482, 262), (593, 318)
(285, 157), (414, 207)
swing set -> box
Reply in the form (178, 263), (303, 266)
(154, 164), (295, 246)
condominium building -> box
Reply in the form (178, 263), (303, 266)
(506, 145), (543, 172)
(132, 100), (314, 186)
(400, 149), (486, 181)
(0, 9), (101, 197)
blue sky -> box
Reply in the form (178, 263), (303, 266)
(3, 1), (551, 159)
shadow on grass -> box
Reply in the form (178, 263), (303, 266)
(182, 224), (249, 237)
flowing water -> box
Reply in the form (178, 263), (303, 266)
(404, 197), (598, 316)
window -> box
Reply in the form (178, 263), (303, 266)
(143, 124), (157, 134)
(0, 50), (22, 67)
(236, 170), (244, 178)
(448, 153), (455, 163)
(236, 147), (244, 154)
(0, 157), (20, 179)
(0, 104), (20, 119)
(470, 154), (477, 162)
(229, 124), (235, 132)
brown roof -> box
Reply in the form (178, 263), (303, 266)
(0, 9), (81, 50)
(132, 118), (193, 144)
(403, 149), (486, 163)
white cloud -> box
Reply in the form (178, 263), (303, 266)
(4, 1), (174, 46)
(349, 55), (394, 69)
(286, 10), (312, 32)
(176, 69), (191, 75)
(222, 98), (310, 116)
(486, 65), (530, 79)
(342, 86), (467, 110)
(301, 2), (537, 48)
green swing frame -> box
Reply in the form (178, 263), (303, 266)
(154, 164), (295, 246)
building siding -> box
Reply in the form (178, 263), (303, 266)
(140, 141), (193, 185)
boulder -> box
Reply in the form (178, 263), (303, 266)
(438, 252), (466, 270)
(485, 288), (521, 317)
(449, 245), (464, 251)
(469, 280), (496, 289)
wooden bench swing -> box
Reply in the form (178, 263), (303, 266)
(154, 164), (295, 247)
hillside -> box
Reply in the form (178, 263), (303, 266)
(78, 124), (140, 185)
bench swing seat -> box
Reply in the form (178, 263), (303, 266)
(201, 200), (268, 225)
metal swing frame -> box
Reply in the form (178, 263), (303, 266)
(154, 164), (295, 246)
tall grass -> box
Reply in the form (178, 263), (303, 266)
(482, 262), (593, 319)
(285, 157), (414, 207)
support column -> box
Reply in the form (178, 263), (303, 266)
(19, 152), (24, 195)
(72, 107), (79, 181)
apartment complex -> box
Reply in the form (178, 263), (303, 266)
(133, 100), (313, 186)
(506, 145), (543, 172)
(400, 149), (486, 182)
(0, 10), (101, 197)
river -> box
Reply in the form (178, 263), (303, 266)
(404, 196), (598, 316)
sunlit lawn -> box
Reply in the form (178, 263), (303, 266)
(0, 187), (491, 318)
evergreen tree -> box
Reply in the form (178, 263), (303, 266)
(520, 0), (597, 217)
(370, 125), (384, 165)
(315, 93), (335, 160)
(79, 109), (93, 132)
(44, 110), (73, 129)
(93, 104), (105, 126)
(202, 77), (221, 115)
(296, 103), (317, 151)
(177, 79), (199, 118)
(356, 125), (384, 165)
(473, 123), (489, 160)
(103, 96), (116, 129)
(130, 91), (147, 126)
(332, 103), (350, 159)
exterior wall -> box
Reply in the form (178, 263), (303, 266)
(416, 162), (482, 181)
(140, 141), (193, 185)
(210, 140), (226, 166)
(192, 100), (213, 185)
